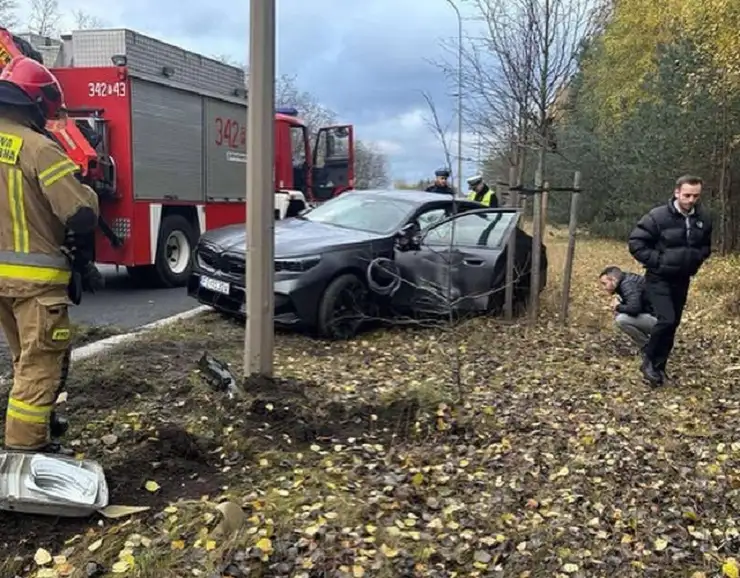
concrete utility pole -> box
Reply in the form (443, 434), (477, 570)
(445, 0), (463, 195)
(244, 0), (276, 378)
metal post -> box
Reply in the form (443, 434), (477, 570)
(244, 0), (276, 378)
(446, 0), (463, 195)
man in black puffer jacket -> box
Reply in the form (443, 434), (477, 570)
(599, 265), (656, 348)
(628, 175), (712, 386)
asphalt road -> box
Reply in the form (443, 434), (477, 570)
(64, 265), (197, 329)
(0, 265), (199, 372)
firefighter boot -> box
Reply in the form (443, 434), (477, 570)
(50, 411), (69, 438)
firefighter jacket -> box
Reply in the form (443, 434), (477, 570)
(0, 114), (99, 296)
(467, 185), (498, 208)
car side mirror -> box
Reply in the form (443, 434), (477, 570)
(395, 222), (421, 252)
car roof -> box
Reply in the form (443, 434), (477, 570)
(347, 188), (466, 206)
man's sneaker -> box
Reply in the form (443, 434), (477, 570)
(640, 358), (663, 386)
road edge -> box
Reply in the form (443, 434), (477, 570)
(70, 305), (212, 362)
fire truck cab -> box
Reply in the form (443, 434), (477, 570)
(0, 28), (355, 287)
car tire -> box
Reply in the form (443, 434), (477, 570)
(153, 214), (197, 288)
(317, 273), (368, 340)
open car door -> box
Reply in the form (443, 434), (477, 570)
(394, 208), (522, 315)
(311, 125), (354, 202)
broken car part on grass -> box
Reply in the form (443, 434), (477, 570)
(0, 451), (108, 517)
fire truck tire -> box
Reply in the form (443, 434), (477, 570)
(153, 214), (197, 288)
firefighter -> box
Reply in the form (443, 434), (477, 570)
(0, 56), (99, 453)
(425, 167), (456, 194)
(466, 175), (499, 208)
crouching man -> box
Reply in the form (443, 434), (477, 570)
(599, 265), (656, 349)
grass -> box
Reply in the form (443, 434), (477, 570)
(3, 226), (740, 578)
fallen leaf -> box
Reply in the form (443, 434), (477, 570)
(88, 538), (103, 552)
(654, 538), (669, 552)
(724, 558), (740, 578)
(34, 548), (53, 566)
(144, 480), (160, 492)
(171, 540), (185, 550)
(256, 537), (273, 554)
(111, 560), (130, 573)
(99, 505), (151, 519)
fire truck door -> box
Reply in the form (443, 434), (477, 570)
(311, 125), (353, 201)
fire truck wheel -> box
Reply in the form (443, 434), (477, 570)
(154, 214), (197, 287)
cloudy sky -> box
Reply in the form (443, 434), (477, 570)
(15, 0), (485, 184)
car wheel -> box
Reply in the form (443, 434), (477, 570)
(317, 273), (368, 340)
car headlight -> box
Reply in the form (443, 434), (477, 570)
(195, 243), (221, 272)
(274, 255), (321, 273)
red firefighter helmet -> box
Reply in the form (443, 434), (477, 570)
(0, 55), (65, 119)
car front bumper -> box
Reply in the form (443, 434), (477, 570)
(187, 271), (303, 326)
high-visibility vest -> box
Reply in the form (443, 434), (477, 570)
(467, 189), (495, 206)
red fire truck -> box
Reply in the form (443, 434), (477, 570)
(0, 27), (355, 287)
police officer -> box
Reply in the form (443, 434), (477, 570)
(425, 167), (455, 194)
(466, 175), (498, 207)
(0, 56), (99, 452)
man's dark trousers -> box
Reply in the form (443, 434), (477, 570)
(643, 273), (690, 370)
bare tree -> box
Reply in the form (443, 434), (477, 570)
(0, 0), (18, 28)
(275, 73), (337, 136)
(420, 90), (454, 174)
(27, 0), (61, 36)
(72, 9), (106, 29)
(437, 0), (597, 177)
(354, 141), (391, 189)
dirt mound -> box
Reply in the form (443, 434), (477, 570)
(105, 424), (223, 507)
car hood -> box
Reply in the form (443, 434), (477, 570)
(199, 218), (382, 258)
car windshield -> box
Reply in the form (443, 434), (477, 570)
(302, 193), (417, 234)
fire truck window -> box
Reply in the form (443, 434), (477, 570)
(290, 126), (306, 166)
(326, 129), (349, 161)
(314, 130), (327, 168)
(290, 125), (307, 193)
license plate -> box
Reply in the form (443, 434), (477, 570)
(200, 276), (230, 295)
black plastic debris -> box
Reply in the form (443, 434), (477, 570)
(197, 353), (241, 399)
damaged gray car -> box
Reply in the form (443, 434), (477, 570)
(187, 190), (547, 339)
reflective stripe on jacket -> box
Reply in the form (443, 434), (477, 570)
(0, 115), (99, 289)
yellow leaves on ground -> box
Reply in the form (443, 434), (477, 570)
(724, 558), (740, 578)
(144, 480), (160, 492)
(255, 537), (273, 554)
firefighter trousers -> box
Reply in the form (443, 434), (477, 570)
(0, 285), (72, 450)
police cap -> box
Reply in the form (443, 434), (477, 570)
(435, 167), (451, 177)
(466, 174), (483, 187)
